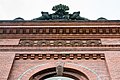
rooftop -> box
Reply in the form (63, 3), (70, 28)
(1, 4), (117, 22)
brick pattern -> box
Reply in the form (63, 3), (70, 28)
(0, 21), (120, 80)
(8, 58), (110, 80)
(0, 27), (120, 34)
(105, 52), (120, 80)
(0, 53), (15, 80)
(19, 39), (101, 46)
(15, 53), (105, 60)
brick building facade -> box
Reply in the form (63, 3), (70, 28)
(0, 4), (120, 80)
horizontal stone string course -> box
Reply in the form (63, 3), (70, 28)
(19, 39), (102, 46)
(15, 54), (105, 60)
(0, 27), (120, 34)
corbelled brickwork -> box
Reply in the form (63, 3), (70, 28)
(0, 21), (120, 80)
(15, 53), (105, 60)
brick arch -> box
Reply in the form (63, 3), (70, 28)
(17, 62), (99, 80)
(65, 62), (99, 80)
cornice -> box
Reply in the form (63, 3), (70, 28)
(0, 27), (120, 38)
(15, 53), (105, 60)
(0, 46), (120, 51)
(0, 20), (120, 26)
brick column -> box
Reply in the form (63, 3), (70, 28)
(105, 52), (120, 80)
(0, 53), (15, 80)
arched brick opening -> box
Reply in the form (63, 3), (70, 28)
(29, 67), (89, 80)
(17, 62), (98, 80)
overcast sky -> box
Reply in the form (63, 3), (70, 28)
(0, 0), (120, 20)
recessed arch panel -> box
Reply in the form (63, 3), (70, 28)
(17, 62), (98, 80)
(29, 67), (89, 80)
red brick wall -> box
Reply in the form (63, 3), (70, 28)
(0, 53), (15, 80)
(105, 51), (120, 80)
(8, 58), (110, 80)
(1, 21), (120, 80)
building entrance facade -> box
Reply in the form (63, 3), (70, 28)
(1, 4), (120, 80)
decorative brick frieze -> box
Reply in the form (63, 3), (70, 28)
(23, 54), (27, 60)
(15, 53), (105, 60)
(19, 39), (101, 46)
(0, 27), (120, 35)
(1, 19), (120, 80)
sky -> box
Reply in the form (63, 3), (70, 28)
(0, 0), (120, 20)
